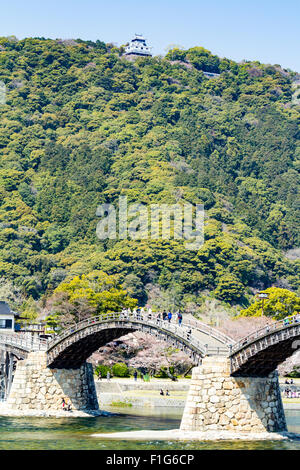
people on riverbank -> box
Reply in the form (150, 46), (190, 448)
(66, 400), (72, 411)
(159, 389), (170, 396)
(284, 387), (300, 398)
(285, 378), (294, 384)
(61, 397), (72, 411)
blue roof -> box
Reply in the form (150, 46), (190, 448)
(0, 301), (16, 316)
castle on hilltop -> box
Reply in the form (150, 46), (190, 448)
(124, 34), (152, 57)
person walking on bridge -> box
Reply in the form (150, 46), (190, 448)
(167, 311), (172, 323)
(177, 312), (182, 326)
(162, 310), (167, 321)
(136, 307), (141, 320)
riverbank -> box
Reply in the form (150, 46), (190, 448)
(0, 403), (112, 418)
(91, 428), (300, 441)
(95, 378), (189, 408)
(95, 377), (300, 409)
(282, 401), (300, 410)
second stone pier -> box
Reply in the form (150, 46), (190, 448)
(180, 356), (287, 433)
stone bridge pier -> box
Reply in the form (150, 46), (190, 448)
(6, 352), (99, 412)
(180, 356), (287, 433)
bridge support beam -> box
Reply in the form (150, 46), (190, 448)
(6, 352), (99, 412)
(180, 357), (287, 433)
(0, 351), (15, 400)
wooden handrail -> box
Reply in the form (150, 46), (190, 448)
(46, 312), (229, 357)
(230, 314), (300, 355)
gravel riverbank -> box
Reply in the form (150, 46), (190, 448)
(0, 403), (112, 418)
(91, 428), (300, 441)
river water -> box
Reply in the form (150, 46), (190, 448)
(0, 407), (299, 450)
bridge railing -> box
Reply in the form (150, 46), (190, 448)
(0, 332), (47, 352)
(46, 312), (229, 357)
(46, 313), (122, 348)
(230, 314), (300, 355)
(1, 312), (230, 358)
(181, 317), (233, 345)
(138, 316), (229, 356)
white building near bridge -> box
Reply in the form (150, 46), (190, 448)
(124, 34), (152, 57)
(0, 301), (16, 332)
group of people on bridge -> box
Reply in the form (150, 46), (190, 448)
(283, 314), (300, 326)
(120, 307), (184, 326)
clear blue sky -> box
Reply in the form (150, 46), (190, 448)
(1, 0), (299, 72)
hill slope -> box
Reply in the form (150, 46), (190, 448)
(0, 37), (299, 312)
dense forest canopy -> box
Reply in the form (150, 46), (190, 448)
(0, 36), (299, 317)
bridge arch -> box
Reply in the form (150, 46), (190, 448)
(46, 313), (229, 369)
(2, 314), (300, 378)
(230, 316), (300, 376)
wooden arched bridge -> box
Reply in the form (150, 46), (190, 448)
(0, 312), (231, 400)
(230, 316), (300, 376)
(45, 312), (231, 368)
(1, 312), (300, 433)
(1, 313), (300, 375)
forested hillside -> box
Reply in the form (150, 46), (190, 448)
(0, 36), (299, 317)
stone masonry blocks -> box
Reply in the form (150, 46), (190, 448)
(180, 356), (287, 433)
(6, 352), (99, 412)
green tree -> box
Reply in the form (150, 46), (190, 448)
(214, 274), (245, 303)
(240, 287), (300, 320)
(95, 364), (111, 378)
(112, 362), (130, 377)
(52, 270), (137, 322)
